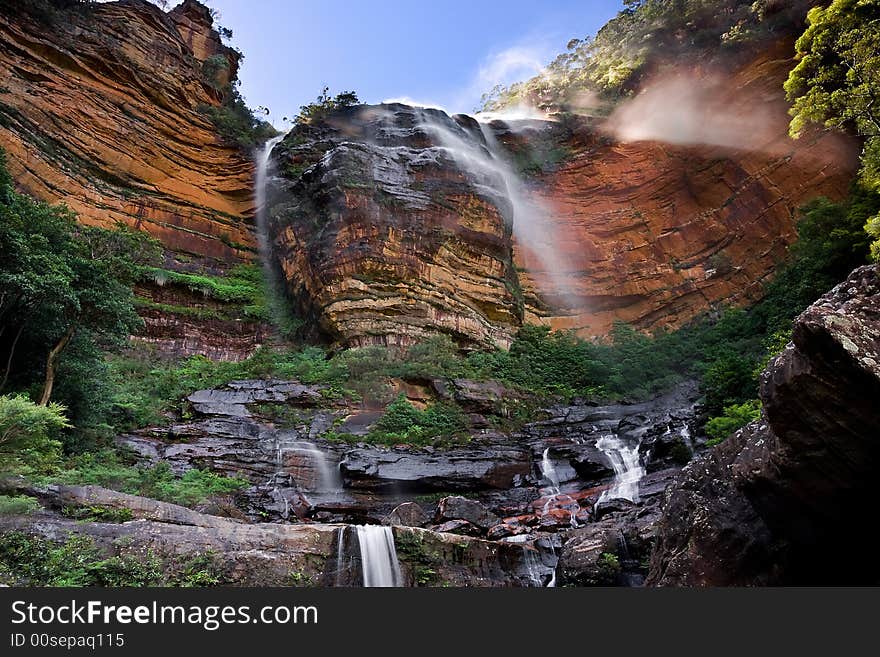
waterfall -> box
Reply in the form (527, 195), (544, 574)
(288, 440), (342, 494)
(596, 434), (646, 503)
(540, 447), (561, 493)
(335, 526), (349, 587)
(415, 110), (573, 305)
(356, 525), (403, 587)
(255, 134), (284, 256)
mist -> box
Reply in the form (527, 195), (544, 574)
(602, 72), (788, 153)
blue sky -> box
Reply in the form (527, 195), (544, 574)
(168, 1), (625, 126)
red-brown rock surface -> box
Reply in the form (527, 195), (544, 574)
(0, 0), (254, 265)
(520, 46), (859, 336)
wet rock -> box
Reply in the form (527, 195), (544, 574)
(188, 380), (324, 416)
(340, 440), (531, 493)
(435, 496), (499, 530)
(431, 519), (483, 537)
(557, 524), (627, 586)
(649, 265), (880, 585)
(383, 502), (429, 528)
(430, 378), (514, 415)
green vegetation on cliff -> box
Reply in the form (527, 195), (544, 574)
(482, 0), (819, 110)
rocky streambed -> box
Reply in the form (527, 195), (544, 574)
(2, 372), (702, 587)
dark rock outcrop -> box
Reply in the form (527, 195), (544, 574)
(648, 265), (880, 586)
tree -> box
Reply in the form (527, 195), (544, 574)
(294, 87), (360, 125)
(0, 149), (161, 407)
(785, 0), (880, 257)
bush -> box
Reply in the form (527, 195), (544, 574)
(0, 532), (227, 587)
(49, 451), (248, 508)
(368, 395), (468, 446)
(198, 86), (278, 150)
(0, 495), (40, 516)
(0, 395), (69, 475)
(705, 400), (762, 445)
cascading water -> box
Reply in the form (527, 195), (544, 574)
(539, 447), (581, 528)
(596, 434), (646, 503)
(356, 525), (403, 587)
(255, 134), (284, 257)
(287, 440), (343, 495)
(415, 110), (573, 305)
(540, 447), (561, 493)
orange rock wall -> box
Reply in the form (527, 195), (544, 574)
(0, 0), (255, 267)
(518, 48), (859, 336)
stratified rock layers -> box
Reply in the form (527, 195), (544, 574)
(267, 105), (522, 349)
(523, 46), (859, 335)
(267, 50), (857, 348)
(0, 0), (254, 265)
(648, 265), (880, 585)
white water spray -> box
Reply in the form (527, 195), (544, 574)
(415, 110), (574, 305)
(254, 134), (285, 278)
(356, 525), (403, 587)
(540, 447), (560, 493)
(596, 434), (645, 503)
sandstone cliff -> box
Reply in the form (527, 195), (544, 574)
(0, 0), (266, 359)
(265, 45), (857, 348)
(0, 0), (254, 263)
(524, 44), (859, 336)
(648, 264), (880, 585)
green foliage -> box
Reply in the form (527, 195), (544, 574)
(785, 0), (880, 258)
(198, 86), (278, 150)
(295, 87), (360, 125)
(62, 504), (133, 523)
(0, 531), (227, 587)
(147, 264), (269, 320)
(483, 0), (817, 111)
(705, 399), (762, 445)
(0, 148), (161, 417)
(49, 451), (248, 508)
(0, 495), (40, 516)
(368, 395), (468, 446)
(0, 395), (69, 475)
(593, 552), (622, 585)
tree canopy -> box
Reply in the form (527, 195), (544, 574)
(785, 0), (880, 258)
(0, 148), (160, 409)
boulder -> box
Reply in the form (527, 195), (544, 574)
(649, 265), (880, 585)
(435, 496), (499, 530)
(383, 502), (429, 528)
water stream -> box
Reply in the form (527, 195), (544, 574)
(595, 434), (645, 503)
(356, 525), (403, 587)
(415, 110), (573, 306)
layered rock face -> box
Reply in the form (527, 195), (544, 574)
(521, 45), (859, 335)
(266, 49), (857, 347)
(266, 104), (523, 349)
(0, 0), (254, 264)
(0, 0), (271, 359)
(648, 265), (880, 585)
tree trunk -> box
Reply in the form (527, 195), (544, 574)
(38, 326), (75, 406)
(0, 323), (25, 393)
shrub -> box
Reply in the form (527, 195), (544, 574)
(0, 495), (40, 516)
(0, 395), (69, 475)
(368, 395), (468, 446)
(705, 400), (762, 445)
(50, 451), (248, 508)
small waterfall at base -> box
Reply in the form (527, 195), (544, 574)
(356, 525), (403, 587)
(539, 447), (581, 528)
(540, 447), (561, 493)
(596, 434), (646, 503)
(287, 440), (343, 495)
